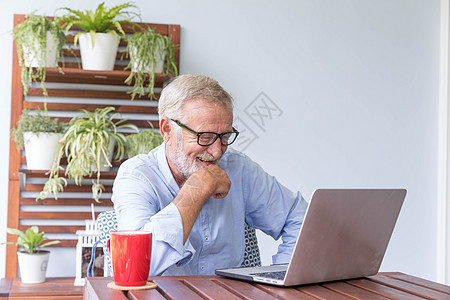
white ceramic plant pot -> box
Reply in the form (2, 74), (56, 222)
(92, 137), (116, 172)
(23, 132), (63, 170)
(22, 31), (58, 68)
(130, 42), (165, 74)
(17, 250), (49, 284)
(79, 33), (118, 71)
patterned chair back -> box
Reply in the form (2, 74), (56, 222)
(96, 211), (261, 276)
(96, 211), (117, 276)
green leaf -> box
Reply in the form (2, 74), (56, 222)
(12, 109), (66, 150)
(6, 228), (24, 237)
(55, 2), (140, 35)
(39, 106), (138, 201)
(126, 128), (163, 157)
(29, 226), (39, 234)
(39, 240), (61, 248)
(3, 226), (59, 254)
(13, 14), (68, 97)
(124, 28), (178, 99)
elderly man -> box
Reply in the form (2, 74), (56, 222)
(112, 74), (308, 276)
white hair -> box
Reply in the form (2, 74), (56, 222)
(158, 74), (234, 123)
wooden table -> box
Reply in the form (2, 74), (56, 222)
(0, 278), (12, 300)
(0, 277), (83, 299)
(84, 272), (450, 299)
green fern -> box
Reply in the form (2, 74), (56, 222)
(56, 2), (140, 47)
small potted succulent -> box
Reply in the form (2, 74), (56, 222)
(12, 108), (66, 170)
(13, 13), (67, 96)
(124, 28), (178, 100)
(55, 2), (140, 70)
(39, 106), (138, 202)
(3, 226), (60, 283)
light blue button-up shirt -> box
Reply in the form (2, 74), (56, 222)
(112, 143), (307, 276)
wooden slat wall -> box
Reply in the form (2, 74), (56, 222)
(6, 14), (180, 277)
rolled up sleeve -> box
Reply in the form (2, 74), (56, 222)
(112, 155), (194, 275)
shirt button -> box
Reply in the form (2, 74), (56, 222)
(200, 266), (205, 270)
(204, 237), (209, 242)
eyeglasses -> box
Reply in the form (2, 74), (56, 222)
(171, 119), (239, 146)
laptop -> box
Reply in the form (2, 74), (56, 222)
(215, 188), (406, 286)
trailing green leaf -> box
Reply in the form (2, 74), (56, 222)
(38, 173), (67, 200)
(124, 28), (178, 100)
(13, 13), (68, 97)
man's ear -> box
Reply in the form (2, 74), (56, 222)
(160, 117), (172, 143)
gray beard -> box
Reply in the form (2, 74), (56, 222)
(172, 142), (202, 179)
(168, 134), (221, 181)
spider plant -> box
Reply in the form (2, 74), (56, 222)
(39, 107), (138, 202)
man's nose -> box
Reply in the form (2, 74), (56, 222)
(208, 137), (224, 158)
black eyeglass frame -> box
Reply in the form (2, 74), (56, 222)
(170, 119), (239, 146)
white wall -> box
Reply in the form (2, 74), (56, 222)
(0, 0), (442, 282)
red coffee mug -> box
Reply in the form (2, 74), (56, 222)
(107, 230), (152, 286)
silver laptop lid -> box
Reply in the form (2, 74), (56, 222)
(284, 188), (406, 286)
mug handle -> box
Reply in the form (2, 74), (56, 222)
(107, 238), (111, 257)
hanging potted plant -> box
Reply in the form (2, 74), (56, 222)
(2, 226), (60, 283)
(125, 127), (163, 157)
(55, 2), (140, 71)
(124, 28), (178, 100)
(39, 107), (138, 202)
(12, 108), (66, 170)
(13, 13), (67, 97)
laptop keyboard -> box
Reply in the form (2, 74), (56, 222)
(250, 270), (286, 280)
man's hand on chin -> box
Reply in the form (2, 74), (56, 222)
(186, 165), (231, 199)
(173, 165), (231, 243)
